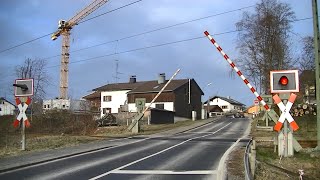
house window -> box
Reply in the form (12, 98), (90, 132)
(0, 107), (2, 111)
(103, 96), (112, 102)
(155, 104), (164, 109)
(44, 105), (46, 108)
(221, 105), (228, 109)
(48, 105), (50, 108)
(103, 108), (111, 114)
(63, 105), (65, 108)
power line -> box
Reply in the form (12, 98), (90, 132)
(43, 15), (315, 68)
(0, 32), (53, 54)
(79, 0), (142, 24)
(0, 0), (315, 56)
(42, 5), (256, 60)
(116, 5), (255, 40)
(3, 14), (316, 79)
(0, 0), (143, 54)
(45, 30), (239, 69)
(43, 15), (314, 62)
(1, 29), (239, 79)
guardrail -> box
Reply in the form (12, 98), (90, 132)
(244, 138), (256, 180)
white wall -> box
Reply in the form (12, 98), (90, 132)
(208, 98), (231, 112)
(128, 102), (174, 112)
(101, 90), (129, 116)
(207, 97), (244, 112)
(0, 100), (15, 116)
(43, 99), (71, 110)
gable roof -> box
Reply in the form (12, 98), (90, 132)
(93, 81), (145, 91)
(205, 105), (223, 112)
(88, 78), (204, 95)
(127, 79), (190, 94)
(206, 96), (245, 106)
(0, 97), (16, 107)
(82, 91), (101, 100)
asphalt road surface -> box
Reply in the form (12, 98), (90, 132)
(0, 117), (250, 180)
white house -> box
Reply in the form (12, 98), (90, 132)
(126, 74), (204, 120)
(84, 74), (204, 119)
(101, 90), (130, 114)
(89, 76), (145, 117)
(0, 97), (16, 116)
(43, 99), (71, 110)
(205, 96), (245, 112)
(43, 99), (90, 112)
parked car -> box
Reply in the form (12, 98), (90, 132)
(235, 112), (245, 118)
(96, 113), (117, 126)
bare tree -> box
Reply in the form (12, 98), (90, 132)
(236, 0), (295, 94)
(15, 58), (50, 100)
(299, 36), (315, 71)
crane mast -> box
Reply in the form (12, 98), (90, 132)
(52, 0), (109, 99)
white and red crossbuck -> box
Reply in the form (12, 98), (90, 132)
(14, 97), (31, 128)
(273, 93), (299, 132)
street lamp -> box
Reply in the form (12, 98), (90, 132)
(204, 82), (213, 119)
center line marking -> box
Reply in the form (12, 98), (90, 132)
(89, 122), (232, 180)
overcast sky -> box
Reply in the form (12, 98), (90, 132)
(0, 0), (315, 106)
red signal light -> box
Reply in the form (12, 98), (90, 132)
(279, 76), (289, 86)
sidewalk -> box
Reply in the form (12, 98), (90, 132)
(0, 117), (220, 172)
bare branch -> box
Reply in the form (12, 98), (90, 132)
(15, 57), (50, 100)
(236, 0), (295, 94)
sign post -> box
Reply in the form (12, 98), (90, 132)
(13, 78), (34, 150)
(270, 70), (299, 157)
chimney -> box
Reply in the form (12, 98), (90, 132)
(129, 75), (136, 83)
(227, 96), (231, 99)
(158, 73), (166, 84)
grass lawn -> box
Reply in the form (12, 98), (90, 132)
(252, 113), (319, 179)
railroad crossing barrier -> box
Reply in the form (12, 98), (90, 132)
(204, 31), (304, 157)
(204, 31), (270, 111)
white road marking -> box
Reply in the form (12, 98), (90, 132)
(111, 170), (217, 175)
(89, 122), (232, 180)
(183, 132), (222, 134)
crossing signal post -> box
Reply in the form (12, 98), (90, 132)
(270, 70), (299, 93)
(270, 70), (299, 157)
(13, 78), (34, 151)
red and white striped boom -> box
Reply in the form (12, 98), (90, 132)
(204, 31), (270, 111)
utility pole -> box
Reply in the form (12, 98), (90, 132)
(312, 0), (320, 149)
(113, 60), (123, 83)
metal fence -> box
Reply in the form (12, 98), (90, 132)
(244, 138), (254, 180)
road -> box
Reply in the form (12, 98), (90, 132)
(0, 117), (250, 180)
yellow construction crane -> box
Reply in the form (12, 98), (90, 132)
(52, 0), (109, 99)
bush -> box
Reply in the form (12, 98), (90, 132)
(28, 110), (98, 135)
